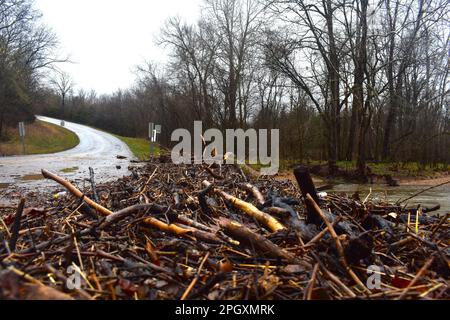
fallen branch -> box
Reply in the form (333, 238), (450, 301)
(99, 203), (166, 229)
(42, 169), (113, 216)
(142, 217), (222, 244)
(218, 217), (299, 264)
(203, 180), (285, 232)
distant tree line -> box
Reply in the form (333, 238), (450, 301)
(33, 0), (450, 174)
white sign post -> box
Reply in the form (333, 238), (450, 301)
(149, 122), (154, 156)
(18, 122), (26, 154)
(148, 123), (161, 157)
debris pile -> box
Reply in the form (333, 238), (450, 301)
(0, 159), (448, 300)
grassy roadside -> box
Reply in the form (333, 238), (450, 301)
(36, 117), (163, 161)
(0, 120), (79, 156)
(112, 134), (165, 161)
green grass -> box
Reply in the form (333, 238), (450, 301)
(277, 159), (449, 177)
(0, 120), (79, 156)
(112, 134), (166, 161)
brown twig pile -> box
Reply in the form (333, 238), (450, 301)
(0, 158), (448, 300)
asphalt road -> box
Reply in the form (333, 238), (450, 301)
(0, 116), (136, 191)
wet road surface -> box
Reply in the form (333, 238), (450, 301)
(0, 116), (136, 192)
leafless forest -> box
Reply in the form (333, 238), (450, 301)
(2, 0), (450, 176)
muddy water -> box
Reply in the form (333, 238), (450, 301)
(329, 183), (450, 214)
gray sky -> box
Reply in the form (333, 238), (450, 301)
(36, 0), (202, 95)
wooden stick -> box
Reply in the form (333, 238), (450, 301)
(203, 180), (285, 232)
(397, 257), (434, 300)
(294, 166), (321, 225)
(218, 217), (300, 264)
(143, 217), (192, 236)
(180, 252), (210, 300)
(304, 263), (319, 300)
(306, 194), (371, 294)
(9, 198), (25, 252)
(42, 169), (113, 216)
(303, 217), (342, 249)
(99, 204), (165, 229)
(142, 217), (222, 243)
(311, 252), (356, 298)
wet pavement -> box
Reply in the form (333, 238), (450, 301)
(0, 116), (136, 197)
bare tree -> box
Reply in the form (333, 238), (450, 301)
(50, 70), (73, 116)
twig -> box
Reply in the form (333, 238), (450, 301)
(397, 179), (450, 204)
(397, 257), (435, 300)
(306, 194), (371, 294)
(303, 263), (319, 300)
(9, 198), (25, 252)
(180, 252), (210, 300)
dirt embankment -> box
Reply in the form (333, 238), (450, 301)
(398, 174), (450, 186)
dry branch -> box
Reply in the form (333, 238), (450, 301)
(203, 180), (285, 232)
(41, 169), (113, 216)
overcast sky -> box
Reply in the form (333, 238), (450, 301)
(35, 0), (202, 95)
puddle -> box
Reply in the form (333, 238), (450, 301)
(60, 166), (79, 173)
(19, 173), (44, 181)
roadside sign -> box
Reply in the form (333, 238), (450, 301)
(18, 122), (26, 154)
(149, 123), (162, 156)
(149, 122), (154, 139)
(18, 122), (25, 137)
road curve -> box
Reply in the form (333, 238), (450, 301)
(0, 116), (136, 190)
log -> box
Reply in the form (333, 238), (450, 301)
(293, 166), (321, 225)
